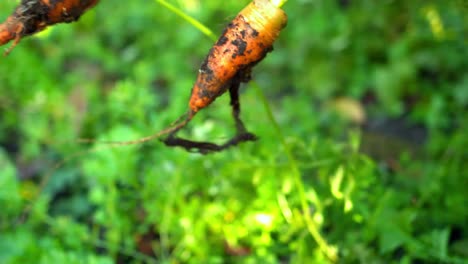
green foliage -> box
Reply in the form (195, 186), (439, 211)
(0, 0), (467, 263)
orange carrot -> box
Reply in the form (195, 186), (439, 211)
(0, 0), (99, 55)
(163, 0), (288, 153)
(188, 0), (287, 115)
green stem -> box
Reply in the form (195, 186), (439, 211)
(154, 0), (217, 41)
(252, 83), (337, 262)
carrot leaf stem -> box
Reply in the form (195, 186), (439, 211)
(154, 0), (217, 41)
(252, 82), (338, 262)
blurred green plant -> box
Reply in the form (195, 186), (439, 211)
(0, 0), (467, 263)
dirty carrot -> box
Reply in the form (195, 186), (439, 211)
(78, 0), (288, 153)
(163, 0), (288, 152)
(0, 0), (99, 55)
(187, 0), (287, 116)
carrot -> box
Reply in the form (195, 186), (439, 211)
(163, 0), (288, 153)
(0, 0), (99, 55)
(188, 0), (287, 114)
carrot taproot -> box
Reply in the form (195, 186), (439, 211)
(0, 0), (99, 55)
(188, 0), (287, 115)
(163, 0), (287, 153)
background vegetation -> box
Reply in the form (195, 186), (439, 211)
(0, 0), (467, 263)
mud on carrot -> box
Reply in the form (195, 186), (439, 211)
(188, 0), (287, 114)
(0, 0), (99, 55)
(163, 0), (288, 153)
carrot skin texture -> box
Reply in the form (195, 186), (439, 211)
(0, 0), (99, 54)
(0, 17), (20, 46)
(44, 0), (99, 24)
(188, 0), (287, 114)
